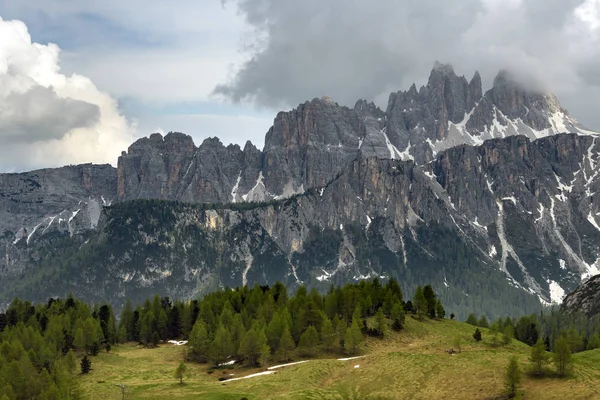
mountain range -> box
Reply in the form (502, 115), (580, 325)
(1, 63), (599, 318)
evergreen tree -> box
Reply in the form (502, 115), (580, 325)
(504, 356), (522, 399)
(423, 285), (437, 318)
(529, 338), (549, 376)
(466, 313), (478, 326)
(503, 325), (514, 346)
(188, 320), (210, 362)
(473, 328), (482, 342)
(344, 317), (363, 355)
(477, 315), (489, 328)
(276, 325), (295, 362)
(375, 308), (387, 337)
(240, 327), (269, 367)
(391, 302), (405, 331)
(175, 361), (187, 384)
(320, 318), (336, 351)
(151, 331), (160, 347)
(435, 299), (445, 319)
(80, 356), (91, 374)
(587, 333), (600, 350)
(413, 286), (427, 320)
(298, 326), (320, 357)
(266, 311), (285, 352)
(553, 336), (572, 377)
(209, 324), (234, 367)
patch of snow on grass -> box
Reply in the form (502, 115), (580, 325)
(337, 356), (365, 361)
(267, 361), (309, 370)
(225, 371), (276, 382)
(168, 340), (188, 346)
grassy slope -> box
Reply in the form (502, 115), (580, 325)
(81, 318), (600, 400)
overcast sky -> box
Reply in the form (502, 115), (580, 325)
(0, 0), (599, 171)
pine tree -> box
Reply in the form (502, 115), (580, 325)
(188, 320), (210, 362)
(413, 286), (427, 320)
(466, 313), (478, 326)
(503, 325), (514, 346)
(477, 315), (489, 328)
(391, 302), (405, 331)
(435, 299), (445, 319)
(266, 311), (285, 352)
(240, 327), (269, 367)
(80, 355), (91, 374)
(473, 328), (482, 342)
(529, 338), (549, 376)
(553, 336), (572, 377)
(587, 333), (600, 350)
(504, 356), (521, 399)
(276, 325), (295, 362)
(151, 331), (160, 347)
(174, 361), (187, 384)
(209, 324), (234, 367)
(344, 317), (363, 355)
(298, 326), (319, 357)
(320, 318), (335, 351)
(422, 285), (437, 318)
(375, 308), (387, 337)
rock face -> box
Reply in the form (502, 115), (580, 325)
(1, 63), (600, 317)
(561, 275), (600, 317)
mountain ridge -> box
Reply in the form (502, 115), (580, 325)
(1, 63), (599, 318)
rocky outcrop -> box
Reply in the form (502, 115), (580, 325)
(561, 275), (600, 317)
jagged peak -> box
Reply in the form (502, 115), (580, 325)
(431, 61), (456, 75)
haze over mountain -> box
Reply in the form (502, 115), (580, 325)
(1, 64), (599, 320)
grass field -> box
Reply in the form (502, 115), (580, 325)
(80, 317), (600, 399)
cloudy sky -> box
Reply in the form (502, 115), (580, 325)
(0, 0), (599, 171)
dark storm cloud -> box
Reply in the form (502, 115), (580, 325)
(0, 85), (100, 143)
(216, 0), (600, 129)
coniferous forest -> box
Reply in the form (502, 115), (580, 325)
(1, 278), (599, 399)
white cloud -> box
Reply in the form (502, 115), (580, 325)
(0, 17), (134, 171)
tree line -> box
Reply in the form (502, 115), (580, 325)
(0, 278), (446, 398)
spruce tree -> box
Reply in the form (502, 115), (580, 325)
(276, 325), (295, 362)
(504, 356), (521, 399)
(473, 328), (482, 342)
(209, 324), (234, 367)
(435, 299), (445, 319)
(503, 325), (514, 346)
(466, 313), (478, 326)
(298, 326), (320, 357)
(553, 336), (572, 377)
(240, 327), (269, 367)
(174, 361), (187, 384)
(477, 315), (489, 328)
(375, 308), (387, 337)
(391, 302), (405, 330)
(422, 285), (436, 318)
(320, 318), (336, 351)
(413, 286), (427, 320)
(80, 356), (91, 374)
(529, 338), (549, 376)
(344, 317), (363, 355)
(188, 320), (210, 362)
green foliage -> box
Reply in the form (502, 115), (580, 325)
(276, 325), (295, 362)
(473, 328), (482, 342)
(466, 313), (478, 326)
(503, 325), (514, 346)
(452, 335), (462, 353)
(413, 286), (427, 320)
(375, 308), (387, 337)
(553, 336), (572, 377)
(320, 318), (336, 351)
(529, 338), (549, 376)
(240, 326), (269, 367)
(298, 326), (320, 357)
(344, 317), (364, 356)
(391, 302), (405, 331)
(174, 361), (187, 384)
(188, 321), (209, 362)
(504, 356), (522, 398)
(435, 299), (445, 319)
(81, 355), (91, 374)
(478, 315), (489, 328)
